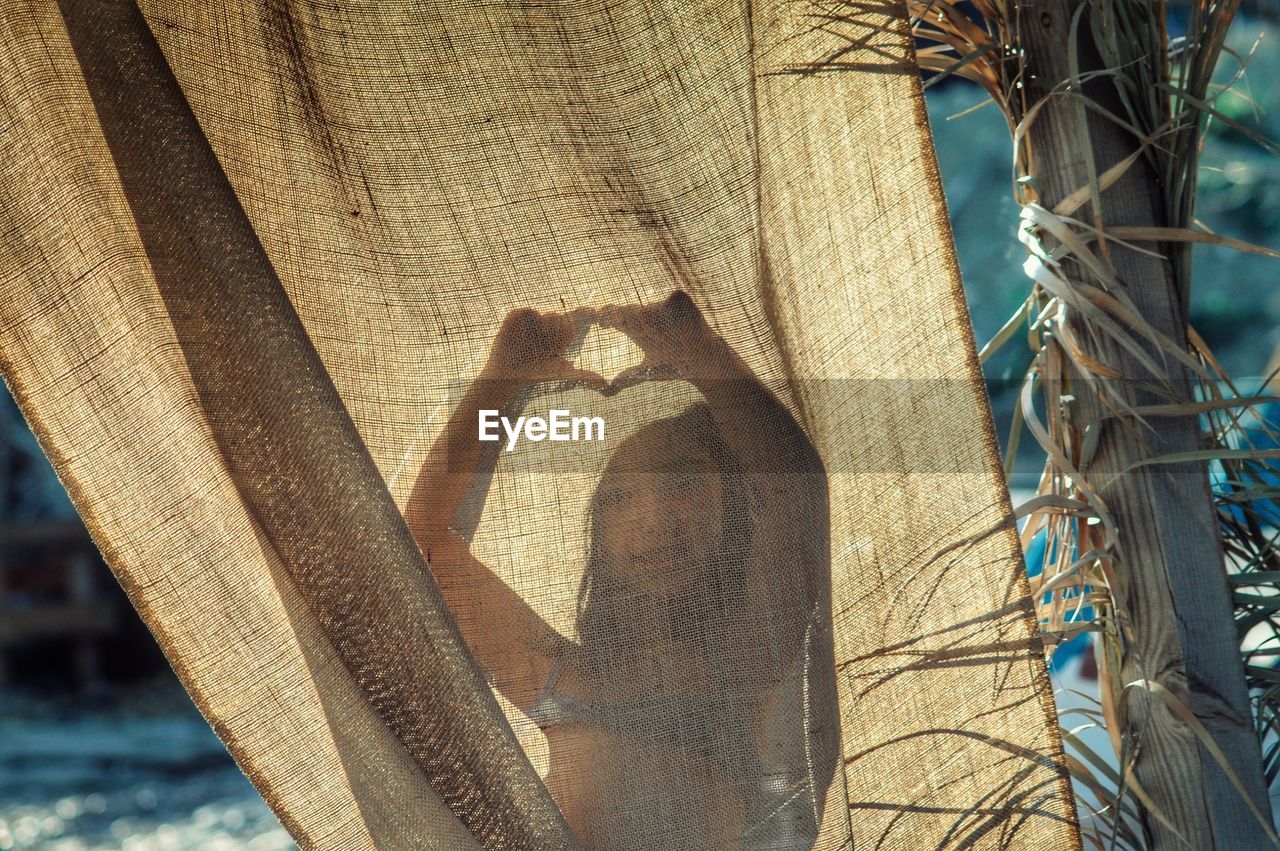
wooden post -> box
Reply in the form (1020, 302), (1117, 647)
(0, 409), (8, 693)
(1015, 2), (1271, 847)
(67, 550), (101, 690)
(0, 548), (7, 692)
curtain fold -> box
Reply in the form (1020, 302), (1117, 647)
(0, 0), (1080, 847)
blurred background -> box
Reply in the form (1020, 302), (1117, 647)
(0, 6), (1277, 850)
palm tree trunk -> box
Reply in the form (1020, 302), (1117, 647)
(1015, 2), (1272, 846)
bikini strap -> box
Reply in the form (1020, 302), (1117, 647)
(540, 655), (569, 697)
(527, 655), (573, 730)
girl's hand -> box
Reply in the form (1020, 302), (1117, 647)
(482, 307), (606, 390)
(597, 291), (723, 392)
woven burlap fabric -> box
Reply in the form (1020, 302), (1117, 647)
(0, 0), (1079, 848)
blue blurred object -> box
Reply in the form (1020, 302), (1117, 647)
(1214, 398), (1280, 529)
(1049, 632), (1093, 674)
(1023, 526), (1096, 673)
(1024, 526), (1096, 621)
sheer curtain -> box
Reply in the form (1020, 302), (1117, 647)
(0, 0), (1078, 847)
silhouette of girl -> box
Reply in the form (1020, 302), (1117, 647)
(407, 292), (839, 850)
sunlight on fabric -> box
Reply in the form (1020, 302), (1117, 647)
(0, 0), (1078, 847)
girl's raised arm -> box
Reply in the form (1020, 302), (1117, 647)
(405, 308), (603, 712)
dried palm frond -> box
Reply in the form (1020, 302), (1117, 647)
(834, 0), (1280, 846)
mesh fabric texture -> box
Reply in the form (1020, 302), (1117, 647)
(0, 0), (1079, 848)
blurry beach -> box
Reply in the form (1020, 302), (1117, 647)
(0, 682), (291, 851)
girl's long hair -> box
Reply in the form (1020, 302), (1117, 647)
(572, 402), (752, 674)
